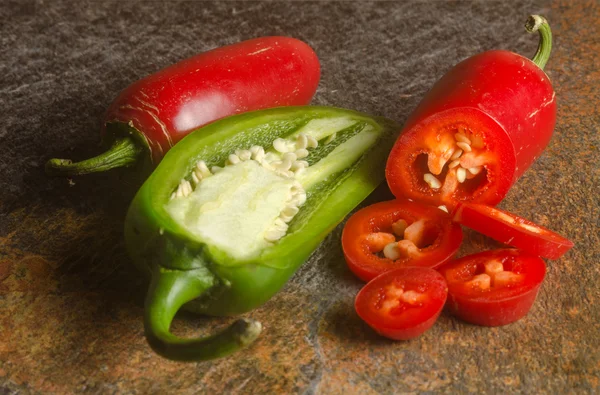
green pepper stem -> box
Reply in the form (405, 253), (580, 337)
(144, 265), (262, 362)
(525, 15), (552, 70)
(45, 136), (143, 176)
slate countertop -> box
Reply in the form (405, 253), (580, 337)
(1, 0), (598, 393)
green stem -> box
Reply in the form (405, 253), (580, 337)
(45, 136), (143, 176)
(525, 15), (552, 70)
(144, 265), (262, 362)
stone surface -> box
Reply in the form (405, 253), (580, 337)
(1, 0), (598, 393)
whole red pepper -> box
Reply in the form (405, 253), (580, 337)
(386, 16), (555, 208)
(46, 36), (320, 176)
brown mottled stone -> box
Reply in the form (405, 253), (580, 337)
(0, 0), (598, 393)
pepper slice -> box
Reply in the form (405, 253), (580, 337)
(46, 37), (320, 176)
(452, 202), (574, 259)
(386, 15), (556, 208)
(438, 249), (546, 326)
(124, 106), (398, 361)
(342, 199), (463, 282)
(355, 267), (448, 340)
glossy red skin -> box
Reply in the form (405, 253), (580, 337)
(355, 267), (448, 340)
(103, 37), (320, 163)
(438, 249), (546, 327)
(387, 50), (556, 207)
(452, 202), (574, 259)
(342, 200), (463, 282)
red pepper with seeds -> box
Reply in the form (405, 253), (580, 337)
(355, 267), (448, 340)
(438, 249), (546, 326)
(46, 37), (320, 176)
(342, 199), (463, 282)
(386, 15), (556, 208)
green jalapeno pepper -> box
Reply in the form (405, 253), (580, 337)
(124, 106), (398, 361)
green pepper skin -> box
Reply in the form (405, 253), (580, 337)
(124, 106), (398, 361)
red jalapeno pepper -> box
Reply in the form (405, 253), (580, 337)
(46, 37), (320, 176)
(342, 199), (463, 282)
(386, 15), (555, 209)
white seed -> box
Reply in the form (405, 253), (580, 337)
(282, 206), (300, 217)
(196, 160), (211, 177)
(306, 135), (318, 148)
(455, 133), (471, 145)
(273, 138), (289, 153)
(383, 242), (401, 260)
(282, 152), (297, 162)
(456, 142), (472, 152)
(264, 152), (279, 163)
(423, 173), (442, 189)
(293, 192), (307, 206)
(251, 146), (265, 161)
(236, 149), (252, 161)
(450, 149), (463, 160)
(279, 159), (293, 171)
(391, 219), (408, 237)
(291, 181), (304, 191)
(468, 166), (482, 175)
(404, 219), (426, 246)
(397, 239), (420, 257)
(192, 172), (201, 185)
(325, 133), (336, 144)
(448, 160), (460, 169)
(438, 205), (449, 213)
(296, 134), (308, 150)
(456, 167), (467, 183)
(179, 180), (192, 197)
(171, 192), (176, 199)
(175, 186), (184, 198)
(274, 218), (288, 230)
(227, 154), (241, 165)
(291, 160), (309, 171)
(264, 229), (284, 242)
(295, 148), (309, 158)
(211, 166), (223, 174)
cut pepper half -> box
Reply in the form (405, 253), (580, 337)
(124, 106), (399, 361)
(452, 202), (574, 259)
(342, 199), (463, 282)
(438, 249), (546, 326)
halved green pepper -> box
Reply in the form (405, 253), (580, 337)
(124, 106), (398, 361)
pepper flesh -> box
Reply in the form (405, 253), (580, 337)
(46, 37), (320, 176)
(386, 15), (556, 208)
(124, 106), (398, 361)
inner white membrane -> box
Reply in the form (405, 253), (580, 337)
(165, 117), (378, 260)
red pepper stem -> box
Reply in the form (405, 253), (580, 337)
(144, 265), (262, 362)
(45, 136), (143, 176)
(525, 15), (552, 70)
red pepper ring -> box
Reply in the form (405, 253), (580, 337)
(342, 199), (463, 282)
(438, 249), (546, 326)
(452, 202), (574, 260)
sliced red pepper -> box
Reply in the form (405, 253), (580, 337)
(355, 267), (448, 340)
(452, 202), (574, 259)
(386, 16), (556, 208)
(438, 249), (546, 326)
(342, 199), (463, 282)
(46, 36), (320, 176)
